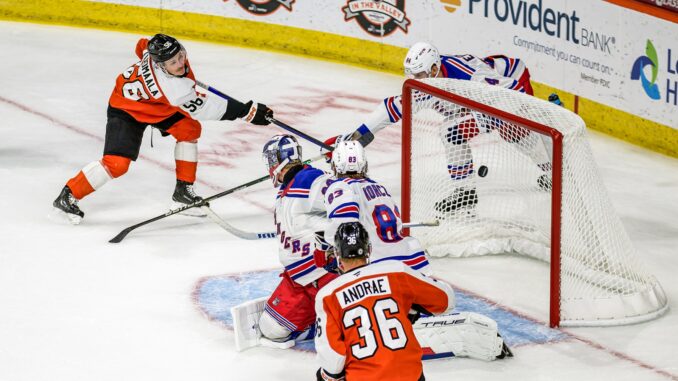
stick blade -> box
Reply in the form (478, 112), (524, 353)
(109, 228), (132, 243)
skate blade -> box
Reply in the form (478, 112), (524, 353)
(170, 202), (207, 217)
(52, 207), (83, 225)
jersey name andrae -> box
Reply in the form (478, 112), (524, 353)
(338, 276), (392, 308)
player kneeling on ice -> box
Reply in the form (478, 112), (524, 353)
(319, 140), (432, 274)
(53, 33), (273, 224)
(231, 134), (338, 350)
(322, 42), (555, 220)
(315, 222), (512, 381)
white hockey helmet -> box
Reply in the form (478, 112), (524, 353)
(332, 141), (367, 176)
(404, 42), (441, 79)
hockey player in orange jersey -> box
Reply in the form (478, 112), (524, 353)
(314, 222), (512, 381)
(53, 34), (273, 224)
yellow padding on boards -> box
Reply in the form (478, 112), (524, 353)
(0, 0), (404, 72)
(1, 0), (676, 157)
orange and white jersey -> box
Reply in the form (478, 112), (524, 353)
(314, 261), (455, 381)
(108, 38), (229, 124)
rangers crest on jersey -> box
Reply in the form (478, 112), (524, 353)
(235, 0), (294, 15)
(342, 0), (410, 36)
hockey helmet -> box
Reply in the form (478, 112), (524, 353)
(262, 134), (303, 186)
(148, 34), (185, 63)
(332, 141), (367, 176)
(404, 42), (441, 79)
(334, 222), (371, 259)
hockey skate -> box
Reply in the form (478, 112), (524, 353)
(53, 186), (84, 225)
(434, 187), (478, 219)
(496, 335), (514, 359)
(171, 180), (207, 217)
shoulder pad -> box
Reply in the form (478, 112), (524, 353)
(292, 166), (326, 190)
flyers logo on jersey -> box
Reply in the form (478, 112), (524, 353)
(343, 0), (410, 37)
(235, 0), (294, 15)
(338, 276), (391, 308)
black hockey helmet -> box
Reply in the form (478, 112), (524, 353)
(148, 34), (184, 63)
(334, 222), (371, 259)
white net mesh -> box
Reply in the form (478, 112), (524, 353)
(405, 78), (668, 326)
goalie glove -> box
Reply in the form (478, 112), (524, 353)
(242, 100), (273, 125)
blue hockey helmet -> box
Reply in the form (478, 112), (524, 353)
(262, 134), (303, 186)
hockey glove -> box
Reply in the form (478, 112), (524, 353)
(321, 134), (351, 163)
(316, 368), (346, 381)
(548, 93), (564, 107)
(313, 232), (338, 272)
(242, 101), (273, 125)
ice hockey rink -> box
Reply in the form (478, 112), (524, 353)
(1, 21), (677, 380)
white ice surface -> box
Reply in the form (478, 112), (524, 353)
(0, 21), (677, 381)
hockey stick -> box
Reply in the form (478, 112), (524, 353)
(194, 80), (333, 151)
(205, 218), (440, 241)
(108, 175), (268, 243)
(202, 206), (276, 240)
(108, 154), (325, 244)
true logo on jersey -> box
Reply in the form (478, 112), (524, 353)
(342, 0), (410, 37)
(338, 276), (391, 308)
(234, 0), (294, 15)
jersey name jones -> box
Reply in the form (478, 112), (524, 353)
(338, 276), (392, 308)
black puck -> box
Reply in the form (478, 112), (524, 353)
(478, 165), (488, 177)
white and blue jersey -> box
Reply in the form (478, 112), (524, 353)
(352, 54), (529, 141)
(323, 176), (431, 275)
(274, 165), (333, 286)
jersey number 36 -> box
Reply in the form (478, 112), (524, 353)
(343, 298), (408, 359)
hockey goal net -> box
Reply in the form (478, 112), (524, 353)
(401, 78), (668, 327)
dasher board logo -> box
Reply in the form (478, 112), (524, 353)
(235, 0), (294, 15)
(630, 40), (661, 100)
(343, 0), (410, 37)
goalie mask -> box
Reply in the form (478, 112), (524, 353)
(332, 141), (367, 176)
(334, 222), (371, 260)
(404, 42), (441, 79)
(262, 134), (302, 187)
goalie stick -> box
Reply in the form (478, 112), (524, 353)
(108, 154), (325, 243)
(194, 80), (333, 151)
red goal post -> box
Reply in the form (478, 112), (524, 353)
(400, 78), (668, 328)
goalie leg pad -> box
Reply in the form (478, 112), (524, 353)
(231, 296), (299, 351)
(231, 296), (269, 352)
(413, 312), (505, 361)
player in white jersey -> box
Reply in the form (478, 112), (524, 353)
(255, 134), (338, 345)
(323, 42), (553, 218)
(319, 141), (431, 275)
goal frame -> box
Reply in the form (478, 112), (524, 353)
(401, 79), (565, 327)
